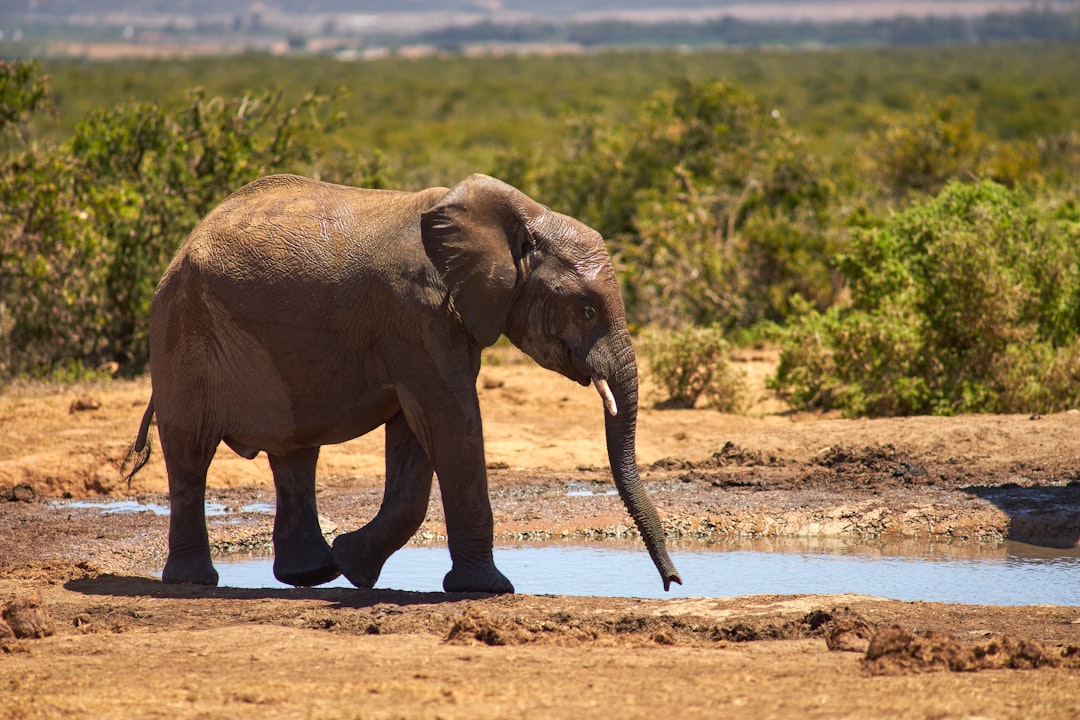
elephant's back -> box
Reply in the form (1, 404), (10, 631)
(152, 174), (451, 334)
(169, 174), (440, 287)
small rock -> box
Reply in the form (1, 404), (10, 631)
(1, 592), (55, 639)
(11, 483), (35, 503)
(318, 516), (338, 536)
(69, 395), (101, 413)
(826, 618), (876, 653)
(651, 630), (676, 645)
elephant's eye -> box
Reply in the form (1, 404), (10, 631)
(583, 305), (597, 322)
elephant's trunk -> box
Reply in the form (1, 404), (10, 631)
(597, 343), (682, 591)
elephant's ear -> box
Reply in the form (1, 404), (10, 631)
(421, 174), (536, 347)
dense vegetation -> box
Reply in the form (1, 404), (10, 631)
(772, 182), (1080, 415)
(2, 44), (1078, 416)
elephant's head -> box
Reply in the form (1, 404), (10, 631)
(421, 174), (682, 590)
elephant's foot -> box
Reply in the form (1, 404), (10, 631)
(443, 562), (515, 594)
(273, 538), (340, 587)
(331, 529), (389, 588)
(162, 552), (218, 586)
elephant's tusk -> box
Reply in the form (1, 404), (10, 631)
(593, 378), (618, 417)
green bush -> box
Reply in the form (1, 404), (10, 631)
(0, 61), (345, 379)
(639, 326), (745, 411)
(772, 180), (1080, 416)
(863, 97), (992, 199)
(499, 79), (841, 330)
(859, 95), (1065, 205)
(0, 59), (53, 147)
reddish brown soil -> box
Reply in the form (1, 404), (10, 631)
(2, 350), (1079, 718)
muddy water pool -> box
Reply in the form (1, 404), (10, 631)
(52, 498), (1079, 604)
(211, 540), (1080, 605)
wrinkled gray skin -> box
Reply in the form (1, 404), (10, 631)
(124, 173), (682, 594)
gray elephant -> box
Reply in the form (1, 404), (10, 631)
(123, 173), (682, 594)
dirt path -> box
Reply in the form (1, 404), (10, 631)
(2, 352), (1079, 718)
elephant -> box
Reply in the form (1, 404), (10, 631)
(123, 173), (682, 594)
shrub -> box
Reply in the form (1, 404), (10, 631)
(498, 79), (841, 330)
(0, 60), (346, 379)
(864, 97), (991, 199)
(772, 180), (1080, 416)
(639, 326), (745, 411)
(0, 59), (53, 146)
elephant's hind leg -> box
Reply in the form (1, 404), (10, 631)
(160, 424), (219, 586)
(269, 447), (340, 587)
(333, 413), (433, 588)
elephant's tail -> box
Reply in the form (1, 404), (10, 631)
(121, 397), (155, 490)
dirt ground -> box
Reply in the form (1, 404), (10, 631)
(1, 349), (1079, 719)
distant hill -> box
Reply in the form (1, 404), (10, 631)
(5, 0), (1075, 20)
(2, 0), (1077, 55)
(5, 0), (725, 17)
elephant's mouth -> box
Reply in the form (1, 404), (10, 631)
(556, 339), (591, 387)
(554, 341), (617, 415)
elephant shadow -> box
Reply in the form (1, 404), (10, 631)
(960, 481), (1080, 549)
(64, 573), (494, 609)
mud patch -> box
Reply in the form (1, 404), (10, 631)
(439, 603), (876, 648)
(0, 560), (102, 582)
(862, 624), (1080, 675)
(651, 441), (784, 472)
(812, 444), (933, 486)
(446, 607), (521, 646)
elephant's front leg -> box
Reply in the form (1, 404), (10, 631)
(268, 447), (340, 587)
(439, 463), (514, 594)
(333, 413), (434, 588)
(426, 408), (514, 594)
